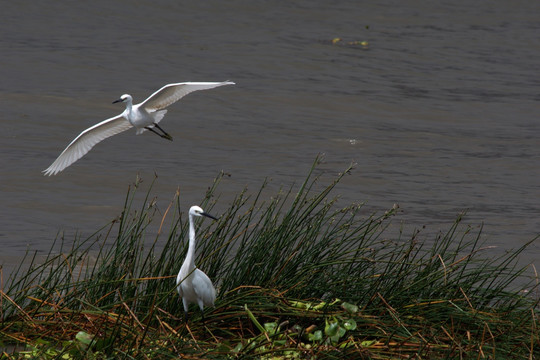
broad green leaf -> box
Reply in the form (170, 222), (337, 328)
(75, 331), (94, 346)
(343, 319), (357, 330)
(341, 302), (359, 313)
(308, 330), (323, 341)
(233, 342), (243, 353)
(325, 321), (339, 337)
(264, 322), (278, 334)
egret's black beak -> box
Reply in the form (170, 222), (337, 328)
(201, 212), (218, 221)
(112, 98), (123, 104)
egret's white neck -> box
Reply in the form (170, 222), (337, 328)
(124, 98), (133, 115)
(185, 213), (197, 270)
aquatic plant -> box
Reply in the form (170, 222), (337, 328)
(1, 156), (538, 359)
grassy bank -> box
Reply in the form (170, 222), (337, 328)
(1, 158), (538, 359)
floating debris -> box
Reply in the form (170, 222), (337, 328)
(330, 37), (369, 48)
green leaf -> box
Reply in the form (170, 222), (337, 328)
(341, 302), (359, 313)
(215, 342), (232, 352)
(264, 322), (278, 334)
(274, 339), (287, 346)
(342, 319), (357, 330)
(339, 340), (355, 349)
(329, 326), (347, 343)
(233, 342), (243, 353)
(35, 338), (49, 345)
(289, 300), (311, 309)
(360, 339), (377, 347)
(308, 330), (323, 342)
(329, 334), (341, 343)
(329, 298), (341, 305)
(312, 301), (327, 310)
(324, 321), (339, 337)
(245, 304), (266, 333)
(75, 331), (94, 346)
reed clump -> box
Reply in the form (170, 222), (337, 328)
(1, 158), (538, 359)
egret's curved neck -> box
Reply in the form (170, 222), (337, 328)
(124, 98), (133, 115)
(185, 214), (197, 270)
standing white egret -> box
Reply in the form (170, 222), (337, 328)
(177, 205), (218, 322)
(43, 81), (234, 176)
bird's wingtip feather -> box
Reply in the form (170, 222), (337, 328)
(42, 167), (57, 176)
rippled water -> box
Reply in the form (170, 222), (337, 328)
(1, 1), (539, 275)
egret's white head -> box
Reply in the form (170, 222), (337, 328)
(189, 206), (218, 220)
(112, 94), (132, 104)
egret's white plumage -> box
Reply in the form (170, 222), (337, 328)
(43, 81), (234, 176)
(177, 206), (217, 321)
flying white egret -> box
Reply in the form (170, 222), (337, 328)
(177, 205), (218, 322)
(43, 81), (234, 176)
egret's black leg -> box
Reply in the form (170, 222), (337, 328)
(144, 126), (173, 141)
(200, 309), (206, 323)
(153, 123), (173, 140)
(184, 311), (189, 323)
(144, 126), (165, 138)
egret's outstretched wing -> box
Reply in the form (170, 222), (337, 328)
(43, 115), (132, 176)
(140, 81), (235, 112)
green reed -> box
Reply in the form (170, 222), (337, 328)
(1, 156), (538, 359)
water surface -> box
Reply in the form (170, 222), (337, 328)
(1, 1), (538, 276)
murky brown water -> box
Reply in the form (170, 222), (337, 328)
(1, 1), (539, 276)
